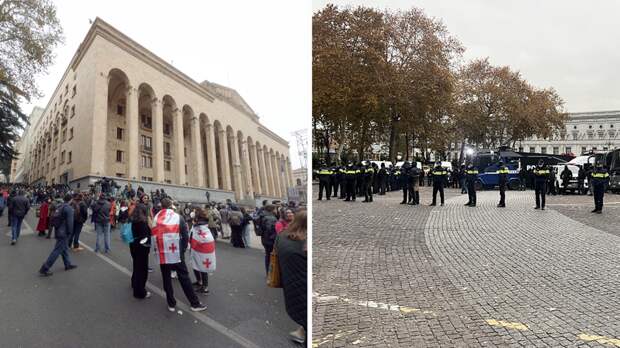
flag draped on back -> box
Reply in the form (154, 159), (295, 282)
(152, 209), (181, 265)
(190, 224), (216, 273)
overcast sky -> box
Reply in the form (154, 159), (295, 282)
(22, 0), (311, 169)
(313, 0), (620, 113)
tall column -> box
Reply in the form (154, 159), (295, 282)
(191, 116), (205, 187)
(240, 139), (254, 200)
(218, 129), (231, 190)
(249, 143), (262, 195)
(126, 86), (139, 180)
(152, 98), (165, 182)
(229, 135), (244, 201)
(257, 146), (268, 195)
(270, 152), (281, 197)
(173, 108), (186, 185)
(264, 149), (275, 196)
(206, 124), (219, 189)
(91, 71), (109, 175)
(286, 157), (294, 187)
(278, 155), (287, 197)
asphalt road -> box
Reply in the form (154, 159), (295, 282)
(0, 210), (299, 348)
(313, 186), (620, 347)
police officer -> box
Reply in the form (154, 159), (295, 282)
(317, 166), (333, 200)
(400, 162), (412, 204)
(577, 165), (586, 195)
(339, 166), (347, 199)
(533, 160), (550, 210)
(409, 163), (421, 205)
(356, 162), (365, 196)
(560, 165), (572, 194)
(590, 161), (609, 214)
(378, 163), (387, 195)
(464, 162), (478, 207)
(330, 164), (340, 198)
(344, 163), (358, 202)
(430, 161), (448, 206)
(497, 161), (509, 207)
(362, 163), (375, 203)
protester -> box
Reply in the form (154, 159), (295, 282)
(91, 193), (112, 253)
(8, 190), (30, 245)
(152, 198), (206, 312)
(207, 204), (221, 240)
(129, 202), (152, 299)
(275, 208), (294, 235)
(36, 197), (50, 237)
(189, 207), (216, 294)
(228, 205), (244, 248)
(260, 205), (278, 274)
(220, 203), (231, 239)
(276, 209), (307, 344)
(240, 207), (253, 248)
(38, 194), (78, 276)
(69, 193), (88, 251)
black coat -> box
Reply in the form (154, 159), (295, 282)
(9, 195), (30, 218)
(55, 203), (74, 239)
(91, 198), (111, 224)
(276, 235), (307, 328)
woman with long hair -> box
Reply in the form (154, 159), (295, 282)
(129, 202), (151, 299)
(276, 209), (307, 344)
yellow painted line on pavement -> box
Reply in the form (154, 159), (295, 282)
(578, 334), (620, 347)
(486, 319), (529, 331)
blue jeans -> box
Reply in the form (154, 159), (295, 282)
(11, 215), (24, 241)
(42, 237), (72, 271)
(70, 222), (84, 248)
(95, 222), (110, 252)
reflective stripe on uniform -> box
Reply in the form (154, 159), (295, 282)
(592, 173), (609, 178)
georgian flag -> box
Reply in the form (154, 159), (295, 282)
(190, 224), (216, 273)
(152, 209), (181, 265)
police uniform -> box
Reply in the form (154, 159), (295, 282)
(362, 165), (375, 203)
(590, 165), (609, 213)
(317, 167), (333, 200)
(344, 165), (359, 201)
(497, 164), (509, 207)
(378, 165), (387, 195)
(533, 164), (550, 210)
(409, 166), (421, 205)
(400, 163), (412, 204)
(330, 166), (339, 198)
(465, 165), (478, 207)
(430, 165), (448, 206)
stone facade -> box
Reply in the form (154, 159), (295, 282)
(24, 18), (294, 203)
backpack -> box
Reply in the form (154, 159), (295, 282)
(49, 204), (64, 230)
(229, 211), (242, 227)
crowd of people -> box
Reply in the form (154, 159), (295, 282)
(1, 180), (307, 345)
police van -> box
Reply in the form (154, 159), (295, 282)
(607, 149), (620, 193)
(473, 150), (522, 190)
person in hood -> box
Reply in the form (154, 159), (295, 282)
(39, 194), (78, 276)
(91, 193), (112, 253)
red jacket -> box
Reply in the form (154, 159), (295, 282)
(36, 202), (49, 232)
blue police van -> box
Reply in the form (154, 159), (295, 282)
(472, 150), (522, 190)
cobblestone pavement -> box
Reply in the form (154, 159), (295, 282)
(312, 186), (620, 347)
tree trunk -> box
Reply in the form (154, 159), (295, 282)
(458, 140), (466, 164)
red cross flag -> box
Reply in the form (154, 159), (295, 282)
(152, 209), (181, 265)
(190, 224), (216, 273)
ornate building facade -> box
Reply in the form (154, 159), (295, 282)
(24, 18), (293, 203)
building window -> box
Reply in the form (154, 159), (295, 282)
(603, 147), (608, 151)
(566, 146), (572, 154)
(185, 164), (188, 174)
(52, 158), (56, 169)
(184, 147), (187, 157)
(116, 173), (124, 178)
(71, 105), (75, 117)
(553, 147), (559, 155)
(164, 123), (171, 135)
(141, 135), (152, 151)
(611, 125), (615, 128)
(117, 104), (124, 116)
(165, 179), (172, 184)
(141, 114), (152, 129)
(588, 133), (594, 140)
(592, 147), (597, 151)
(141, 155), (152, 168)
(581, 146), (587, 154)
(60, 151), (65, 164)
(68, 151), (72, 164)
(600, 125), (603, 129)
(588, 125), (592, 129)
(164, 160), (171, 171)
(72, 85), (76, 97)
(141, 176), (153, 182)
(541, 147), (547, 154)
(116, 150), (123, 163)
(117, 127), (124, 140)
(164, 142), (171, 156)
(69, 128), (74, 140)
(62, 129), (67, 143)
(65, 84), (68, 95)
(573, 125), (577, 129)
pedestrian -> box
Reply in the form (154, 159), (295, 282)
(577, 166), (586, 195)
(207, 204), (221, 240)
(497, 161), (509, 207)
(241, 207), (253, 248)
(7, 190), (15, 227)
(129, 202), (152, 299)
(276, 208), (294, 235)
(464, 163), (478, 207)
(260, 204), (278, 274)
(409, 164), (421, 205)
(0, 191), (5, 217)
(38, 194), (78, 276)
(400, 162), (412, 205)
(590, 161), (609, 214)
(69, 193), (88, 251)
(362, 163), (375, 203)
(343, 163), (358, 202)
(152, 198), (206, 312)
(317, 166), (332, 201)
(228, 205), (245, 248)
(534, 160), (550, 210)
(430, 162), (448, 206)
(8, 190), (30, 245)
(560, 165), (572, 194)
(275, 209), (307, 344)
(220, 204), (231, 239)
(91, 193), (112, 253)
(189, 206), (216, 295)
(459, 164), (467, 194)
(36, 197), (50, 237)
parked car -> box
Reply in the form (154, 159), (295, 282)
(551, 164), (588, 194)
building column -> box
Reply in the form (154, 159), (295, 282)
(152, 98), (165, 182)
(205, 124), (219, 189)
(285, 157), (293, 187)
(240, 139), (254, 200)
(257, 147), (267, 195)
(278, 155), (287, 197)
(249, 143), (262, 195)
(270, 152), (281, 197)
(173, 108), (186, 185)
(191, 116), (205, 187)
(229, 135), (244, 201)
(264, 149), (275, 196)
(91, 71), (109, 176)
(218, 129), (231, 190)
(126, 86), (139, 180)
